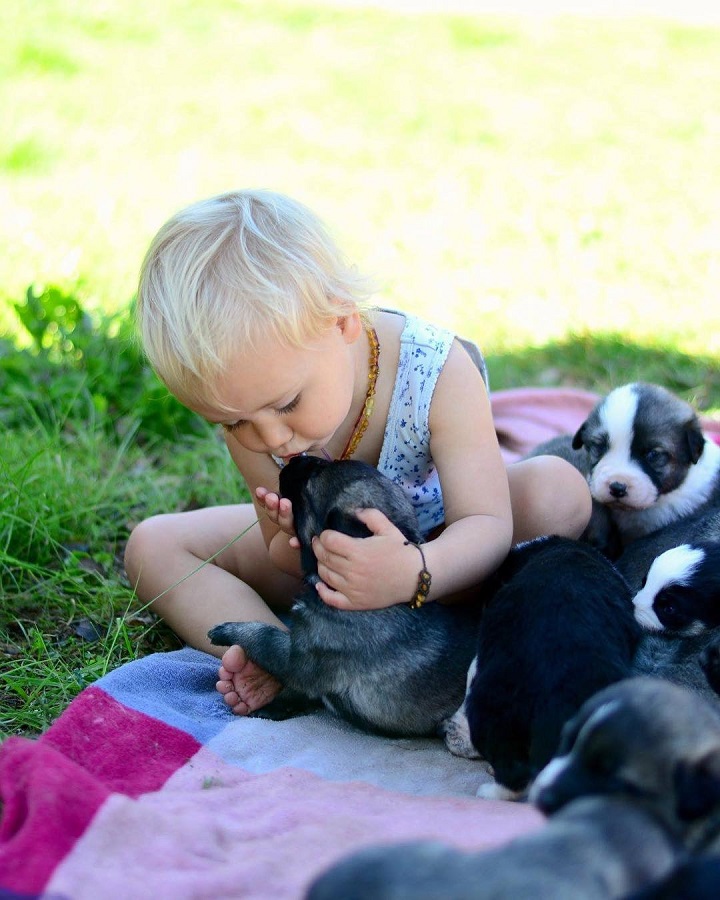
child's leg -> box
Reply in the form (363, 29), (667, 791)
(124, 504), (301, 714)
(506, 456), (592, 545)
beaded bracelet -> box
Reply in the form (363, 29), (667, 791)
(404, 540), (432, 609)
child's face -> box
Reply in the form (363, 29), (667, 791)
(195, 315), (362, 461)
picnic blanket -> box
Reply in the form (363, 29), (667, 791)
(2, 388), (720, 900)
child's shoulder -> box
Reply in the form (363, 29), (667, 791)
(374, 307), (487, 387)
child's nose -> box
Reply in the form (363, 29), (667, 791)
(253, 419), (293, 451)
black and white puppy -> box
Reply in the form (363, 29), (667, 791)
(209, 456), (481, 738)
(442, 536), (641, 798)
(617, 506), (720, 594)
(307, 796), (681, 900)
(571, 382), (720, 544)
(631, 541), (720, 634)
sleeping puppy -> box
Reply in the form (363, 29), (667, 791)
(631, 541), (720, 634)
(617, 506), (720, 594)
(529, 676), (720, 837)
(306, 796), (681, 900)
(442, 536), (641, 798)
(209, 456), (481, 738)
(530, 384), (720, 554)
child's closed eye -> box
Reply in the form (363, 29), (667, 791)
(277, 394), (301, 415)
(221, 420), (246, 434)
(219, 394), (300, 433)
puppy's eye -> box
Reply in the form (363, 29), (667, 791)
(587, 437), (608, 459)
(584, 748), (617, 777)
(645, 448), (670, 466)
(640, 575), (647, 589)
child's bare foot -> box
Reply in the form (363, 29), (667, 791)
(216, 645), (282, 715)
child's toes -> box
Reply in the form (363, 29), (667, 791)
(220, 644), (248, 675)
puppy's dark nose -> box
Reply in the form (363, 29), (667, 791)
(533, 786), (562, 815)
(609, 481), (627, 498)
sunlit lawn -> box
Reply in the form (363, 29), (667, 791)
(3, 0), (720, 357)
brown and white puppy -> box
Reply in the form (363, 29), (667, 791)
(571, 383), (720, 546)
(529, 385), (720, 557)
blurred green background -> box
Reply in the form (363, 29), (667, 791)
(3, 0), (720, 358)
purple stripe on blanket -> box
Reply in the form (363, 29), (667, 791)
(97, 647), (228, 744)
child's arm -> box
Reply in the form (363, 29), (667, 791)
(223, 434), (304, 579)
(313, 341), (513, 609)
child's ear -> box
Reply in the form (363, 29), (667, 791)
(337, 311), (363, 344)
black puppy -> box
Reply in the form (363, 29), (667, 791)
(442, 536), (641, 797)
(209, 456), (481, 737)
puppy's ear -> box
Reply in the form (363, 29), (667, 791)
(684, 420), (706, 466)
(673, 747), (720, 821)
(572, 422), (588, 450)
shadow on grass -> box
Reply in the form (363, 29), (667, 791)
(486, 332), (720, 412)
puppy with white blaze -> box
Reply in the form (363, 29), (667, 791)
(632, 541), (720, 634)
(571, 382), (720, 544)
(530, 677), (720, 900)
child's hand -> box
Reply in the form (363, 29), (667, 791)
(256, 487), (300, 548)
(311, 509), (421, 610)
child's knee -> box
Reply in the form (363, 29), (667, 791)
(509, 456), (592, 542)
(124, 513), (176, 587)
(547, 457), (593, 536)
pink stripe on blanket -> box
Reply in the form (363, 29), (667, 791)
(0, 687), (200, 893)
(48, 746), (544, 900)
(40, 686), (201, 796)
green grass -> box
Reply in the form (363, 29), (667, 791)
(2, 1), (720, 736)
(1, 417), (246, 736)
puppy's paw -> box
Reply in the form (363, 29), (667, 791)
(476, 781), (523, 802)
(208, 622), (241, 647)
(440, 709), (482, 759)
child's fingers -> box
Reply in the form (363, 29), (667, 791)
(353, 507), (396, 536)
(315, 580), (353, 609)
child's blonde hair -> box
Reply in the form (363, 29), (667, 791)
(137, 189), (372, 410)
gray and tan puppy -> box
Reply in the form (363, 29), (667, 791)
(209, 456), (482, 737)
(306, 795), (681, 900)
(530, 677), (720, 899)
(530, 677), (720, 837)
(529, 384), (720, 555)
